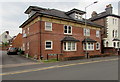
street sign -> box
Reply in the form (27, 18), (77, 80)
(47, 54), (58, 61)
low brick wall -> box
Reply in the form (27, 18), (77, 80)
(103, 47), (120, 55)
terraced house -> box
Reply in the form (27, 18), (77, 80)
(20, 6), (104, 60)
(89, 4), (120, 55)
(90, 4), (120, 48)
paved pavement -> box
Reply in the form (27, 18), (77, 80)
(1, 55), (119, 80)
(1, 50), (38, 77)
(0, 51), (2, 65)
(1, 51), (37, 65)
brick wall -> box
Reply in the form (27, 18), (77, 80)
(22, 17), (102, 60)
(103, 47), (119, 55)
(91, 18), (107, 38)
(23, 21), (40, 58)
(12, 33), (22, 49)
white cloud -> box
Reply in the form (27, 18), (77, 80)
(0, 1), (119, 37)
(0, 0), (119, 2)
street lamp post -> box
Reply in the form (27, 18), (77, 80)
(85, 1), (98, 59)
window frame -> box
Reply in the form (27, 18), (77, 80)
(22, 30), (27, 38)
(4, 35), (7, 38)
(106, 41), (109, 47)
(113, 42), (116, 48)
(83, 43), (86, 50)
(113, 30), (114, 38)
(22, 43), (25, 51)
(83, 43), (94, 51)
(64, 25), (72, 35)
(84, 28), (90, 36)
(90, 43), (94, 50)
(113, 18), (114, 25)
(96, 42), (100, 50)
(117, 42), (119, 48)
(75, 13), (82, 20)
(45, 22), (52, 31)
(27, 27), (29, 34)
(45, 40), (53, 50)
(113, 18), (117, 25)
(27, 42), (29, 50)
(96, 30), (100, 37)
(63, 42), (77, 51)
(23, 30), (25, 34)
(115, 30), (117, 38)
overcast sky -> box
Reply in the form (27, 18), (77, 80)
(0, 0), (119, 37)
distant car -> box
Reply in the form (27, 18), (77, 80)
(7, 47), (18, 55)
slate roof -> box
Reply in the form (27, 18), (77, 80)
(25, 6), (46, 14)
(89, 11), (120, 21)
(61, 36), (80, 42)
(39, 9), (71, 19)
(65, 8), (86, 15)
(82, 38), (96, 43)
(20, 6), (104, 28)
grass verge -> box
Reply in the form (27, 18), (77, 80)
(42, 58), (59, 63)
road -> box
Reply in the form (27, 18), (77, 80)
(1, 51), (118, 80)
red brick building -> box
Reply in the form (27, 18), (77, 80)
(11, 33), (22, 49)
(20, 6), (104, 60)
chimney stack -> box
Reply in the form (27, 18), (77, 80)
(6, 31), (9, 34)
(91, 11), (97, 17)
(105, 4), (113, 14)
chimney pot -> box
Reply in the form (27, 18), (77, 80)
(91, 11), (97, 17)
(105, 4), (113, 14)
(6, 31), (9, 34)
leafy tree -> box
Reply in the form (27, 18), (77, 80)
(2, 42), (9, 47)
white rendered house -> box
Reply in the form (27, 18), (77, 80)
(104, 16), (120, 48)
(89, 4), (120, 49)
(0, 31), (12, 45)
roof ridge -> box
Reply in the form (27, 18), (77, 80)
(50, 8), (66, 12)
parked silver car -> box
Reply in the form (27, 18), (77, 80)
(7, 47), (18, 55)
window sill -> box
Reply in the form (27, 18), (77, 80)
(45, 49), (53, 50)
(64, 33), (72, 35)
(63, 50), (77, 52)
(96, 36), (100, 38)
(96, 49), (100, 50)
(84, 50), (94, 51)
(84, 35), (90, 36)
(45, 29), (52, 31)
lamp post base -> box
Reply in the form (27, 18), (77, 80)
(85, 52), (89, 59)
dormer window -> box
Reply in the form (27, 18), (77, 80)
(65, 8), (85, 20)
(75, 13), (82, 20)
